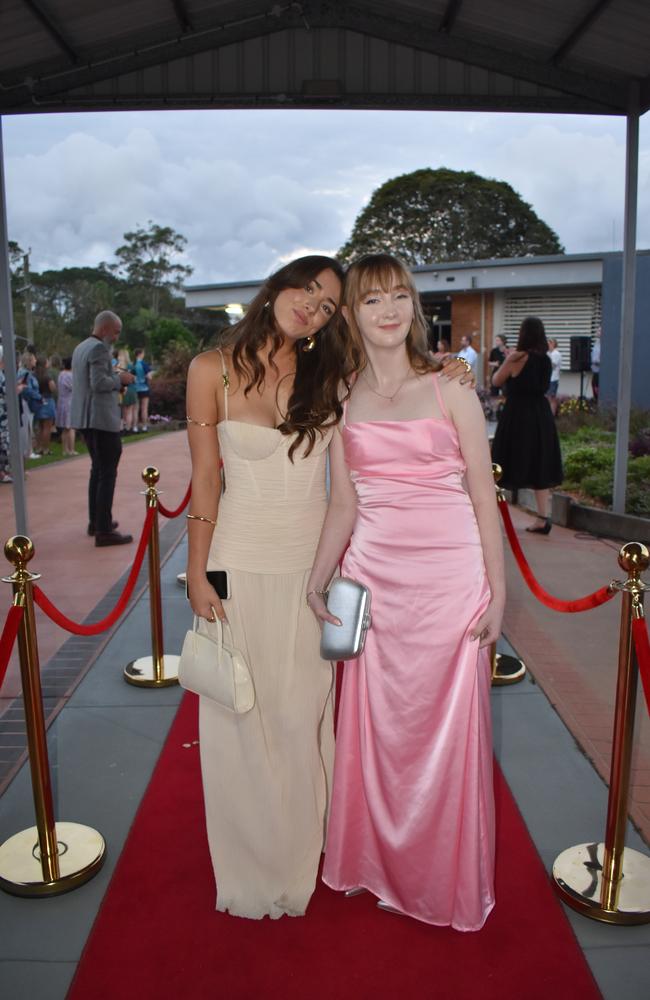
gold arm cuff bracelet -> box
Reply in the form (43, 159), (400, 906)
(457, 358), (472, 374)
(186, 513), (217, 525)
(186, 416), (218, 427)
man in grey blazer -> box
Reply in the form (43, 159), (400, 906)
(72, 311), (135, 546)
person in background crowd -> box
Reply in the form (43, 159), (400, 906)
(33, 354), (57, 455)
(457, 333), (478, 379)
(591, 327), (601, 403)
(116, 347), (138, 433)
(56, 356), (77, 456)
(433, 336), (451, 363)
(307, 253), (503, 929)
(0, 345), (12, 483)
(71, 311), (136, 546)
(491, 315), (563, 535)
(133, 347), (152, 432)
(547, 337), (562, 416)
(488, 334), (508, 399)
(17, 351), (41, 460)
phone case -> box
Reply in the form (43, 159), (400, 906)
(320, 577), (372, 661)
(186, 570), (230, 602)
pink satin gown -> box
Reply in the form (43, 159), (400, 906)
(322, 373), (495, 931)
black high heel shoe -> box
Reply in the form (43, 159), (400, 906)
(525, 518), (552, 535)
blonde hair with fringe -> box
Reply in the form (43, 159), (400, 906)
(342, 254), (441, 375)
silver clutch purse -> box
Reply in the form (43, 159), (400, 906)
(320, 577), (372, 661)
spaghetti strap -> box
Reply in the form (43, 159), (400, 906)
(432, 370), (449, 420)
(216, 348), (230, 421)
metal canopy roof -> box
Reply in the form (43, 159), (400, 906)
(0, 0), (648, 117)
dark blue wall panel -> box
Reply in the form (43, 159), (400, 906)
(600, 252), (650, 409)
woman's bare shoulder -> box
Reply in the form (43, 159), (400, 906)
(188, 347), (228, 378)
(438, 371), (481, 414)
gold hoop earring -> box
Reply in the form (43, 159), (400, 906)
(302, 335), (316, 352)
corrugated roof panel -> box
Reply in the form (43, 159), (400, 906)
(0, 0), (65, 70)
(0, 1), (646, 114)
(567, 0), (650, 78)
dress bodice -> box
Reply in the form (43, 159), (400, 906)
(343, 416), (466, 490)
(210, 420), (332, 573)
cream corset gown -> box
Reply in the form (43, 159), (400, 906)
(199, 355), (334, 920)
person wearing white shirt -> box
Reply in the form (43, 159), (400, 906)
(547, 338), (562, 415)
(458, 334), (478, 380)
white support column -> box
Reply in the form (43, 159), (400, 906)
(0, 116), (28, 535)
(612, 86), (639, 514)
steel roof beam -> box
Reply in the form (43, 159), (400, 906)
(170, 0), (193, 33)
(21, 0), (79, 65)
(552, 0), (614, 64)
(439, 0), (463, 35)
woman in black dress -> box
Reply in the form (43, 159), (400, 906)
(491, 316), (562, 534)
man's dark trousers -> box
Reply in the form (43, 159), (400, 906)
(84, 429), (122, 533)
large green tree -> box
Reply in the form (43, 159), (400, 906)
(113, 221), (193, 314)
(339, 168), (564, 265)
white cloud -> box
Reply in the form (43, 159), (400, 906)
(4, 108), (649, 284)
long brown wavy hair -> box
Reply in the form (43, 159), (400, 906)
(342, 253), (442, 375)
(223, 255), (349, 459)
(517, 315), (548, 354)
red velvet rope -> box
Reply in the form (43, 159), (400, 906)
(497, 498), (615, 613)
(33, 507), (156, 635)
(158, 483), (191, 519)
(0, 605), (24, 691)
(632, 617), (650, 716)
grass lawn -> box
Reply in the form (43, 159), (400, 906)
(24, 428), (168, 471)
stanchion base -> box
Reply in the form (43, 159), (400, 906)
(553, 842), (650, 924)
(124, 654), (180, 687)
(491, 652), (526, 686)
(0, 822), (105, 897)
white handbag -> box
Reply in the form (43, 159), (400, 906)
(178, 612), (255, 713)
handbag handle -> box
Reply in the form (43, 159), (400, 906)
(193, 610), (234, 648)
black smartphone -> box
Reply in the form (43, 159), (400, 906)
(186, 570), (230, 602)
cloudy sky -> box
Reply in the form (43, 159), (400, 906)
(3, 108), (650, 286)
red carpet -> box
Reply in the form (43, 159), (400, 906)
(69, 695), (601, 1000)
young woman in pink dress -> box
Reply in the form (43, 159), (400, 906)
(306, 253), (505, 931)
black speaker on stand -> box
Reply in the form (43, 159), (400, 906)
(570, 336), (592, 400)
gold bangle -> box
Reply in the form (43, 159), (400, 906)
(187, 416), (218, 427)
(186, 513), (217, 525)
(306, 587), (328, 606)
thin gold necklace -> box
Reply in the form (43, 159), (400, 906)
(362, 367), (413, 402)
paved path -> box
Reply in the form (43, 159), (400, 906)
(0, 431), (191, 706)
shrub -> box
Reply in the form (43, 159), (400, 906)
(563, 446), (614, 489)
(629, 428), (650, 458)
(149, 377), (186, 421)
(627, 456), (650, 517)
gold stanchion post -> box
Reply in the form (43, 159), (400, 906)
(491, 464), (526, 686)
(124, 467), (180, 687)
(0, 536), (105, 897)
(553, 542), (650, 924)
